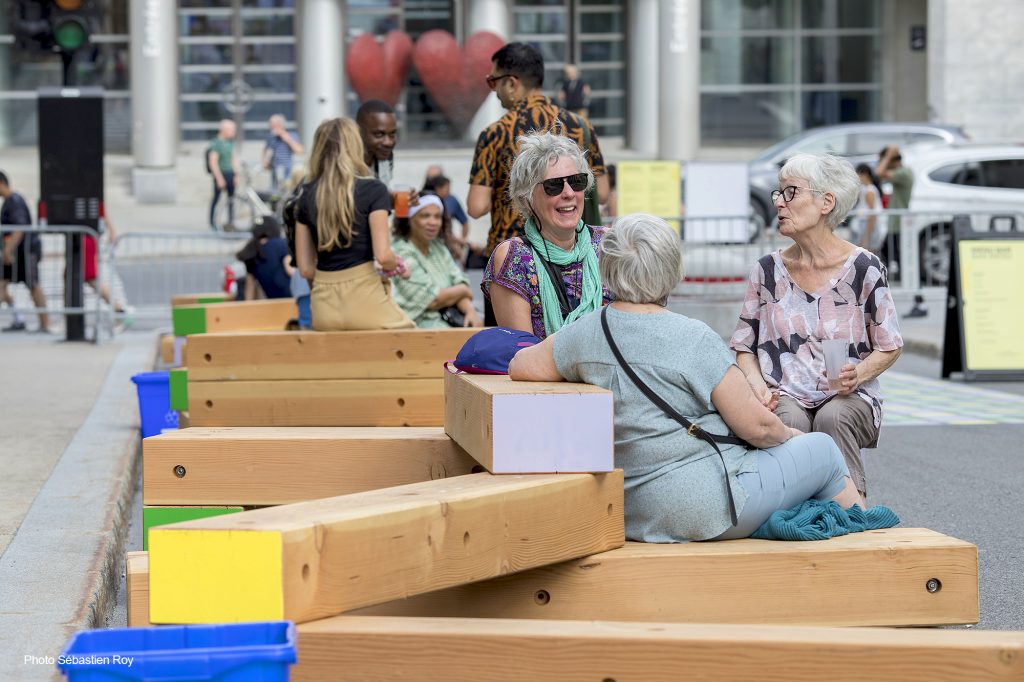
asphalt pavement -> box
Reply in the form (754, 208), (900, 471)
(0, 146), (1021, 680)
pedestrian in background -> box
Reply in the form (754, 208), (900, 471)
(357, 99), (416, 215)
(208, 119), (240, 232)
(556, 63), (591, 119)
(293, 117), (413, 331)
(876, 144), (927, 317)
(852, 163), (885, 254)
(236, 217), (292, 301)
(423, 173), (471, 263)
(262, 114), (304, 191)
(0, 171), (49, 333)
(468, 42), (609, 326)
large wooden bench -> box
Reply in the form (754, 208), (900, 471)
(291, 616), (1023, 682)
(142, 426), (479, 506)
(127, 527), (978, 629)
(147, 471), (624, 624)
(182, 328), (478, 427)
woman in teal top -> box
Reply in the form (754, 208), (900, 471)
(391, 193), (483, 328)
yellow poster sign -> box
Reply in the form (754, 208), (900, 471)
(958, 240), (1024, 371)
(617, 161), (681, 233)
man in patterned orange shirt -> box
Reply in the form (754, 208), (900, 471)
(468, 42), (608, 325)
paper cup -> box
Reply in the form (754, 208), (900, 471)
(822, 339), (848, 389)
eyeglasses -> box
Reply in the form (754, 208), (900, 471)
(485, 74), (514, 90)
(771, 185), (826, 203)
(538, 173), (589, 196)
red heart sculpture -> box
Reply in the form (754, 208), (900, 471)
(413, 30), (505, 134)
(346, 30), (413, 107)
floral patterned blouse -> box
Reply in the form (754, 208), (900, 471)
(729, 247), (903, 427)
(482, 226), (612, 339)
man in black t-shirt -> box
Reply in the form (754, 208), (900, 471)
(0, 171), (49, 333)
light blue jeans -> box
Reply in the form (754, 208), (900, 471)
(712, 432), (850, 540)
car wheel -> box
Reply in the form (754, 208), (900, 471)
(919, 223), (951, 287)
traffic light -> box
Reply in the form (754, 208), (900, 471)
(11, 0), (94, 55)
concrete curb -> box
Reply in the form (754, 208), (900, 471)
(0, 334), (154, 680)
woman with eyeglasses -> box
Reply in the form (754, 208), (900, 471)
(482, 131), (611, 339)
(730, 153), (903, 506)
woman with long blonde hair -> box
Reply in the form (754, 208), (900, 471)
(294, 117), (414, 330)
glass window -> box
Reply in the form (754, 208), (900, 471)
(514, 11), (568, 34)
(802, 36), (878, 84)
(180, 43), (233, 66)
(244, 43), (294, 66)
(580, 11), (623, 34)
(579, 40), (623, 63)
(701, 0), (795, 31)
(701, 92), (798, 143)
(242, 15), (294, 37)
(515, 0), (564, 6)
(587, 96), (624, 119)
(701, 36), (795, 85)
(928, 163), (966, 185)
(800, 90), (878, 128)
(180, 0), (230, 7)
(525, 40), (567, 65)
(244, 72), (295, 93)
(346, 12), (400, 37)
(242, 0), (294, 7)
(802, 0), (879, 29)
(581, 67), (623, 90)
(181, 15), (233, 36)
(981, 159), (1024, 190)
(181, 72), (234, 94)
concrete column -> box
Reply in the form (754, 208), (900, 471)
(0, 11), (10, 147)
(464, 0), (511, 142)
(658, 0), (700, 161)
(129, 0), (178, 203)
(626, 0), (659, 155)
(297, 0), (345, 144)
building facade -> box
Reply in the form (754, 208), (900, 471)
(1, 0), (1021, 186)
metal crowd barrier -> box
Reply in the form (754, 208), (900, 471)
(0, 224), (107, 341)
(109, 231), (250, 322)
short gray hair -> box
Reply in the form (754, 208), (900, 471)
(508, 131), (594, 219)
(599, 214), (682, 305)
(778, 153), (860, 229)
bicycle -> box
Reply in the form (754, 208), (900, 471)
(214, 161), (281, 233)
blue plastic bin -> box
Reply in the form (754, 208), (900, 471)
(131, 371), (179, 438)
(58, 621), (297, 682)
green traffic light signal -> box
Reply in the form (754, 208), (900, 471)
(52, 15), (87, 52)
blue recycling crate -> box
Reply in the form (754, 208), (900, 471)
(58, 621), (296, 681)
(131, 371), (179, 438)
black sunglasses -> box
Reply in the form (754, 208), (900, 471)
(485, 74), (514, 90)
(538, 173), (588, 196)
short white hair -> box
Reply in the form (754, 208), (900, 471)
(599, 214), (682, 305)
(508, 131), (594, 219)
(778, 153), (860, 229)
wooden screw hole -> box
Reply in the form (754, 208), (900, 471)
(205, 400), (213, 409)
(302, 564), (310, 580)
(397, 398), (406, 407)
(533, 590), (550, 606)
(395, 350), (404, 359)
(203, 353), (212, 362)
(463, 531), (471, 545)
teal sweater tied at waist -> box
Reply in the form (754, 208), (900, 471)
(751, 499), (899, 541)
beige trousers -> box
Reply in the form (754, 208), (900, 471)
(311, 262), (414, 331)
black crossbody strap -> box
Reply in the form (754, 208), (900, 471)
(601, 307), (739, 527)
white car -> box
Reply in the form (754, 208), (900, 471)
(902, 145), (1024, 285)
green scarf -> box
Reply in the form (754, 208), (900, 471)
(523, 218), (603, 336)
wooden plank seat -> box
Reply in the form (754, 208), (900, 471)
(148, 471), (624, 624)
(172, 298), (297, 337)
(125, 527), (979, 630)
(291, 616), (1024, 682)
(356, 528), (979, 627)
(143, 426), (479, 506)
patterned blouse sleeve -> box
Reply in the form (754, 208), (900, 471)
(862, 255), (904, 351)
(481, 238), (534, 304)
(585, 120), (606, 175)
(470, 126), (497, 188)
(729, 260), (766, 354)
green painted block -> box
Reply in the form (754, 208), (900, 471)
(169, 368), (189, 411)
(142, 506), (243, 551)
(172, 306), (207, 337)
(197, 295), (229, 304)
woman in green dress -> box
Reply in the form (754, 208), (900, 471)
(391, 193), (483, 329)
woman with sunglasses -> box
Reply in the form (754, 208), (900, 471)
(482, 131), (611, 339)
(730, 153), (903, 506)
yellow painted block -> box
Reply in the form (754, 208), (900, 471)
(149, 528), (284, 623)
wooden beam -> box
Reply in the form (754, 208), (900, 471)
(125, 552), (151, 627)
(187, 378), (444, 426)
(187, 329), (479, 381)
(356, 528), (979, 627)
(171, 292), (230, 307)
(143, 426), (480, 506)
(444, 373), (613, 473)
(159, 334), (175, 364)
(172, 298), (297, 336)
(148, 471), (624, 624)
(292, 616), (1024, 682)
